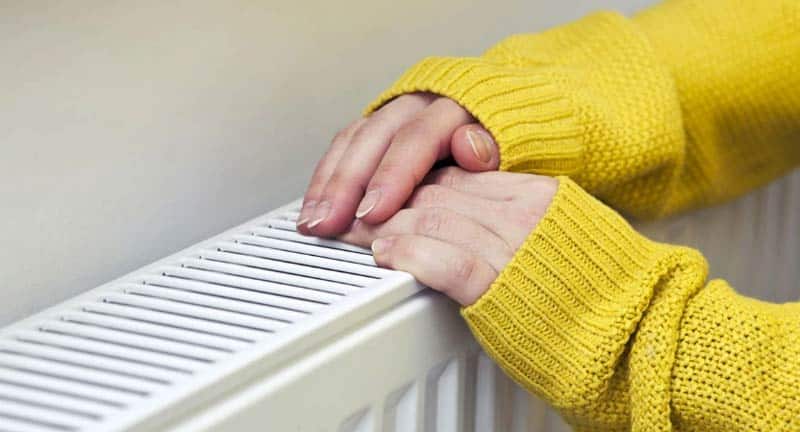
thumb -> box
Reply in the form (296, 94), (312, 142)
(451, 123), (500, 172)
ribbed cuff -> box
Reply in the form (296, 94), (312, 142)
(461, 177), (670, 409)
(365, 57), (584, 175)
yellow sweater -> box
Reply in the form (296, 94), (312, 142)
(366, 0), (800, 430)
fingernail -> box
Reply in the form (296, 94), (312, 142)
(307, 201), (331, 228)
(371, 238), (393, 255)
(356, 189), (381, 218)
(467, 129), (493, 163)
(297, 200), (316, 226)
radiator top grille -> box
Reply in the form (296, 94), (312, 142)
(0, 201), (417, 432)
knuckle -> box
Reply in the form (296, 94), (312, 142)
(348, 117), (367, 131)
(303, 185), (324, 202)
(325, 171), (348, 190)
(394, 117), (431, 143)
(415, 210), (448, 236)
(523, 175), (541, 188)
(436, 96), (462, 111)
(309, 162), (332, 185)
(452, 255), (478, 283)
(389, 238), (415, 262)
(440, 165), (461, 177)
(326, 171), (363, 195)
(389, 94), (417, 107)
(331, 127), (351, 146)
(393, 92), (435, 108)
(349, 120), (383, 147)
(433, 167), (461, 188)
(512, 203), (544, 230)
(375, 95), (409, 114)
(526, 174), (557, 191)
(373, 161), (408, 185)
(306, 170), (333, 199)
(527, 203), (548, 222)
(511, 210), (535, 231)
(412, 185), (446, 206)
(351, 125), (374, 143)
(538, 176), (560, 196)
(349, 125), (371, 147)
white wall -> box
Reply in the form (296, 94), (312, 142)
(0, 0), (656, 326)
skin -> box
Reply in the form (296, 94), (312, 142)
(297, 92), (500, 237)
(298, 92), (558, 305)
(339, 167), (557, 306)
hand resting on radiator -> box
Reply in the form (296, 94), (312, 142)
(337, 166), (557, 306)
(296, 92), (499, 237)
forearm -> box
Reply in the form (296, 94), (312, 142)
(462, 178), (800, 431)
(670, 280), (799, 430)
(631, 0), (800, 213)
(368, 0), (800, 218)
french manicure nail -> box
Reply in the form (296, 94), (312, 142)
(371, 238), (393, 255)
(307, 201), (331, 228)
(467, 129), (494, 164)
(297, 200), (317, 226)
(356, 189), (381, 218)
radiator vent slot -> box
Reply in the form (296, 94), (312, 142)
(0, 201), (413, 432)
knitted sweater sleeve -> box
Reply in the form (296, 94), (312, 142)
(365, 0), (800, 219)
(462, 177), (799, 431)
(361, 1), (800, 429)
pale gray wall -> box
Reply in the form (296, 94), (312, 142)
(0, 0), (655, 326)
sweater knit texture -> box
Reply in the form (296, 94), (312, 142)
(366, 0), (800, 430)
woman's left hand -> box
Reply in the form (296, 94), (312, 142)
(339, 167), (558, 306)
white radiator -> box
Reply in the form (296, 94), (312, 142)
(1, 170), (797, 432)
(638, 170), (800, 303)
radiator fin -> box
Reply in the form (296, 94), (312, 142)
(383, 383), (418, 432)
(425, 358), (465, 432)
(0, 202), (405, 432)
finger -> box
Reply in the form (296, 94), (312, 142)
(422, 166), (530, 201)
(339, 208), (513, 271)
(371, 235), (497, 306)
(297, 117), (367, 231)
(305, 93), (436, 236)
(405, 184), (527, 243)
(451, 123), (499, 172)
(356, 97), (474, 225)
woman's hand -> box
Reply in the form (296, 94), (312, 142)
(339, 167), (558, 306)
(297, 92), (500, 237)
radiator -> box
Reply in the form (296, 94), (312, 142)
(1, 170), (797, 432)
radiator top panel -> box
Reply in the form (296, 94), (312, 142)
(0, 201), (419, 432)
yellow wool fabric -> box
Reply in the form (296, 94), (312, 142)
(466, 178), (799, 431)
(366, 0), (800, 219)
(365, 0), (800, 430)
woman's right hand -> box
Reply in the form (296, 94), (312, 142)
(297, 92), (500, 237)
